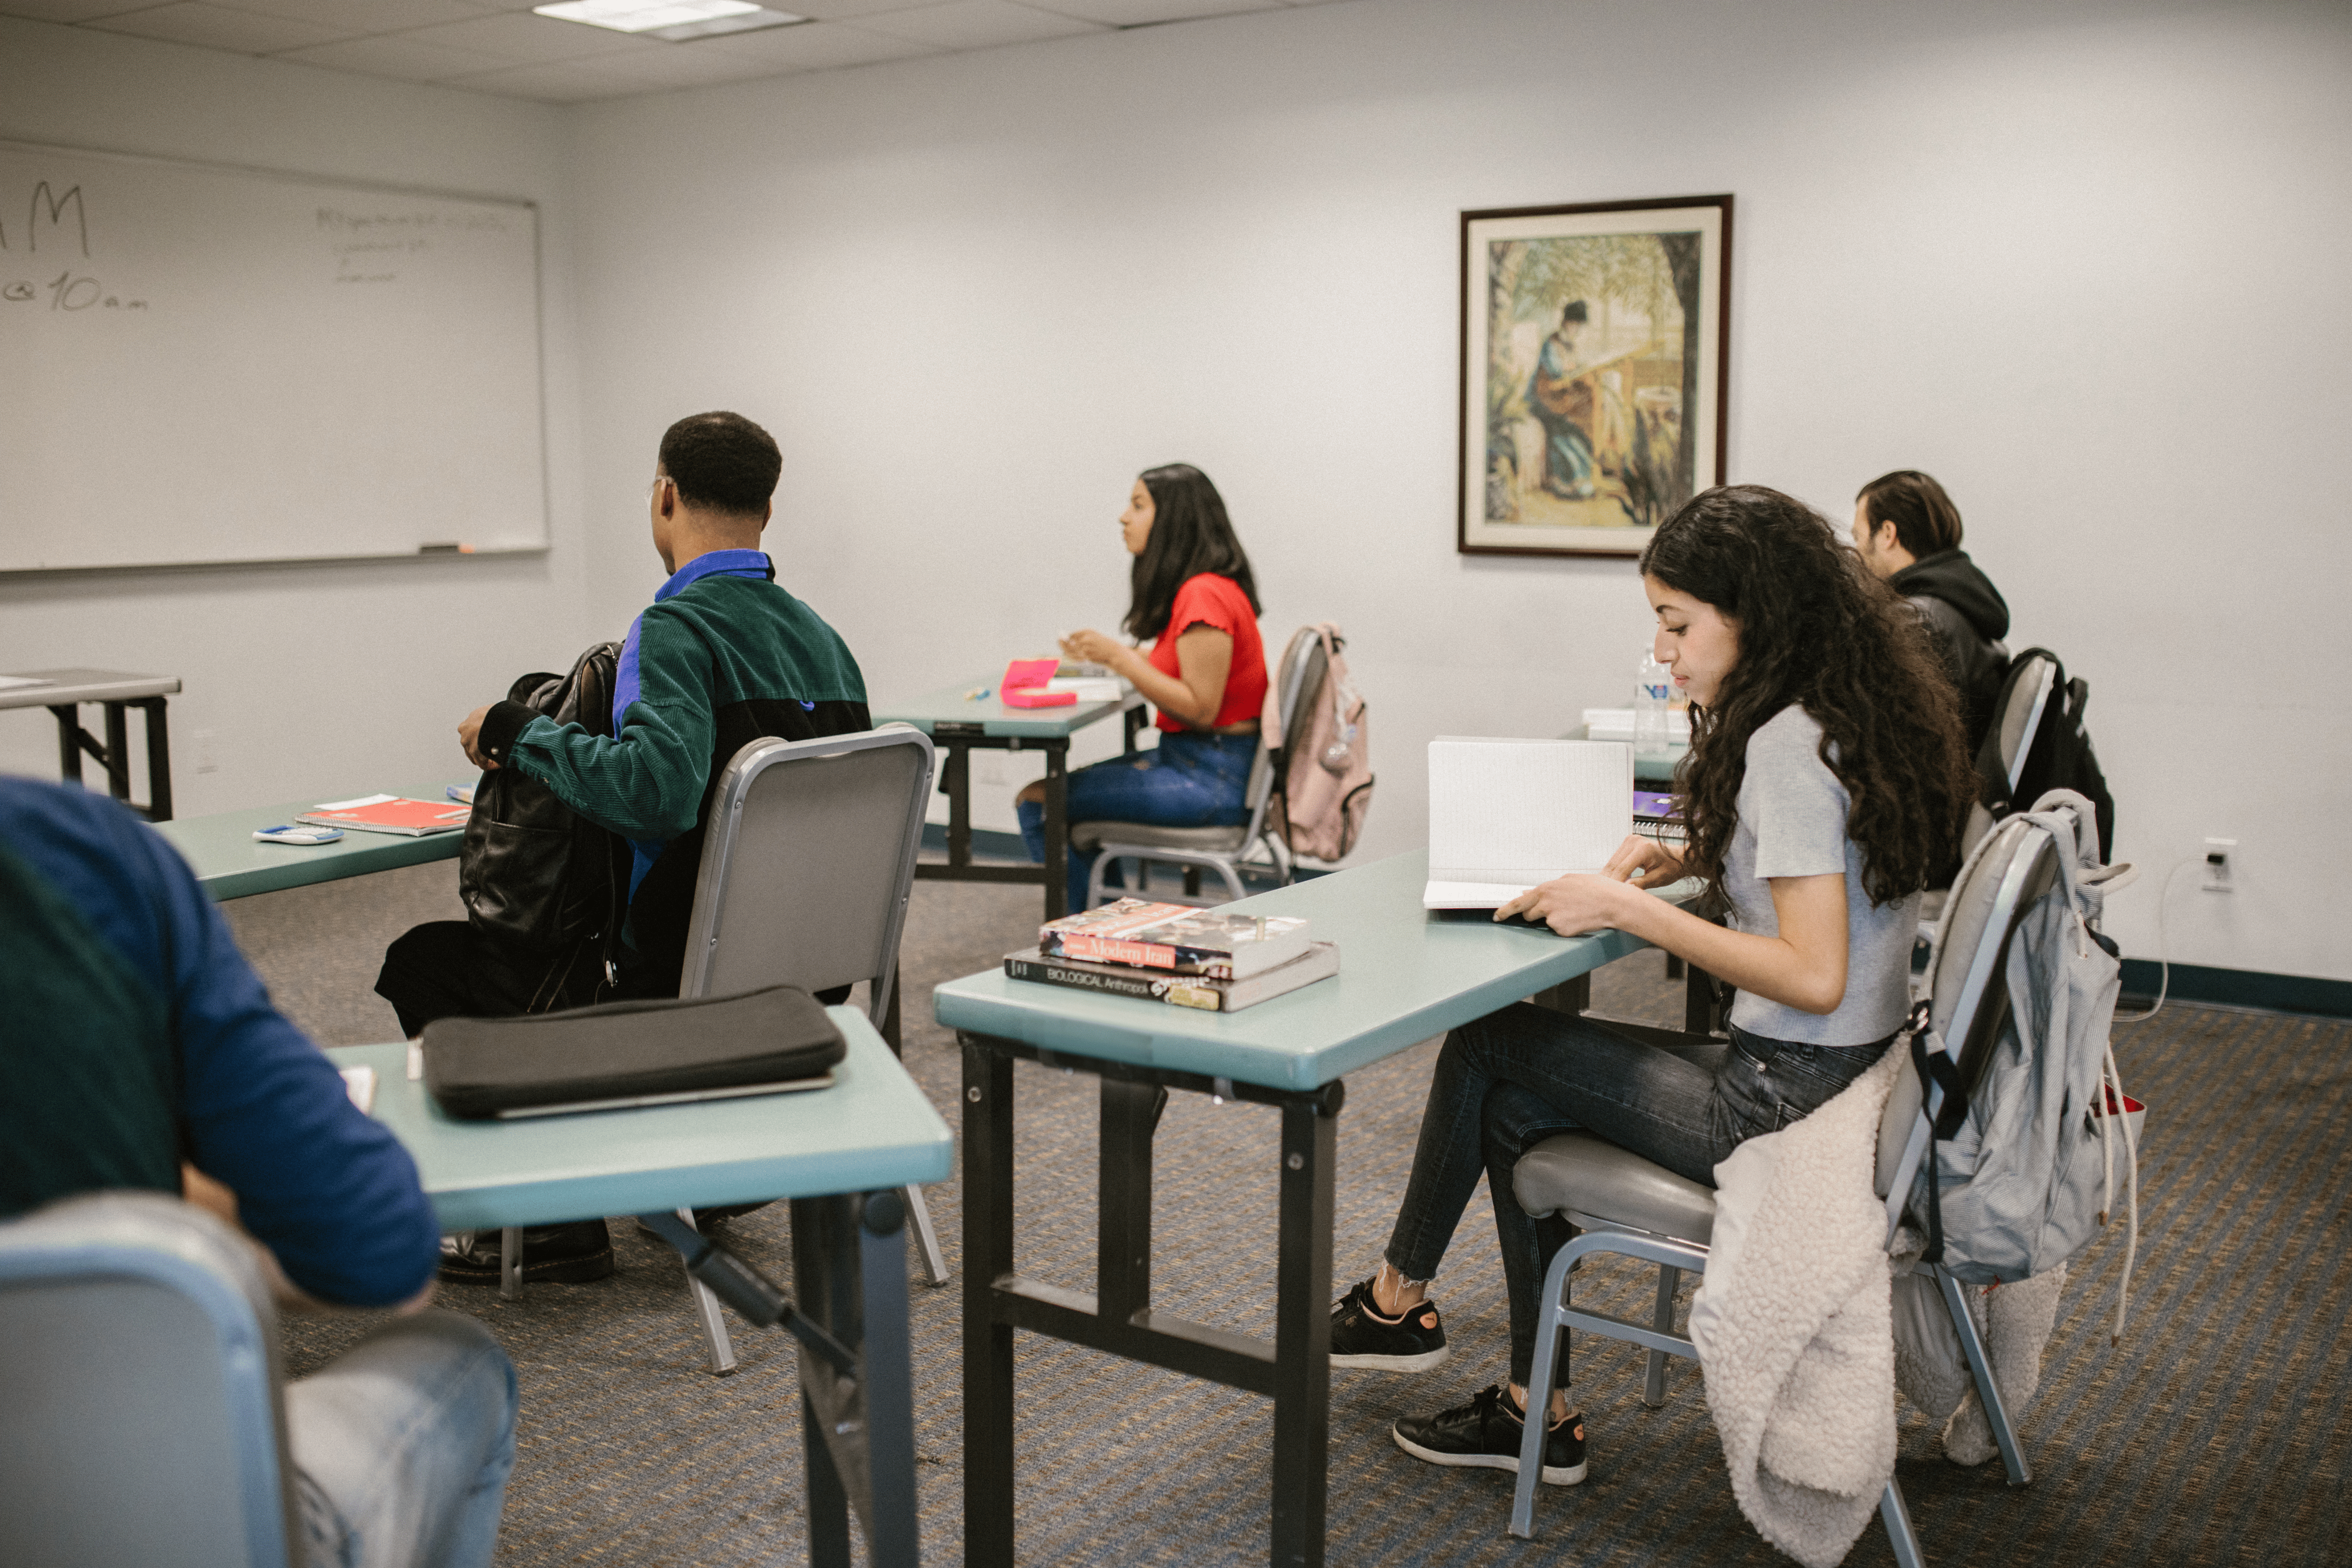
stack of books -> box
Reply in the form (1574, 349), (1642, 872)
(1005, 899), (1339, 1013)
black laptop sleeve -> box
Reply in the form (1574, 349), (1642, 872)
(421, 984), (847, 1120)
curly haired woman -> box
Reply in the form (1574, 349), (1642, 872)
(1328, 485), (1976, 1487)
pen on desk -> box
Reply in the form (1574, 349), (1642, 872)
(963, 685), (992, 701)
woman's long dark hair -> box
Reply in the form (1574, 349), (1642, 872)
(1641, 485), (1976, 909)
(1123, 463), (1261, 640)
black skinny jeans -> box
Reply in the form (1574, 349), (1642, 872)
(1382, 1002), (1889, 1387)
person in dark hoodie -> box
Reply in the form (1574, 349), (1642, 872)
(1851, 470), (2011, 753)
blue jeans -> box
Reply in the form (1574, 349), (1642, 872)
(1017, 730), (1256, 911)
(1383, 1004), (1889, 1386)
(286, 1309), (519, 1568)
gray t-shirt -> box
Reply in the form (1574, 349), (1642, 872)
(1720, 705), (1918, 1046)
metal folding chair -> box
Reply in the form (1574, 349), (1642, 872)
(0, 1192), (297, 1568)
(1505, 815), (2057, 1555)
(665, 724), (948, 1374)
(1075, 624), (1326, 909)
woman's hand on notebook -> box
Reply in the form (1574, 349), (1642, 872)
(1494, 874), (1632, 936)
(1599, 833), (1686, 889)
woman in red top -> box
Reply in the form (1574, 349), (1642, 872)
(1016, 463), (1268, 910)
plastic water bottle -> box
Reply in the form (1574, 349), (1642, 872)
(1635, 646), (1673, 757)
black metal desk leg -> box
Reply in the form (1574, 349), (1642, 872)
(790, 1191), (922, 1568)
(138, 698), (172, 821)
(962, 1042), (1018, 1568)
(802, 1388), (853, 1568)
(946, 744), (973, 869)
(1042, 740), (1069, 920)
(1684, 961), (1721, 1036)
(49, 705), (80, 786)
(1271, 1087), (1341, 1568)
(857, 1195), (921, 1566)
(102, 702), (131, 804)
(1098, 1078), (1159, 1323)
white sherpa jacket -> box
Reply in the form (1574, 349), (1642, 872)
(1688, 1047), (1904, 1568)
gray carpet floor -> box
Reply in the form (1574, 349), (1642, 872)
(238, 861), (2352, 1568)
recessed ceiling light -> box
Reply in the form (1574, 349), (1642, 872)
(532, 0), (806, 41)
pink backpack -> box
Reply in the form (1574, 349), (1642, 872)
(1270, 624), (1373, 862)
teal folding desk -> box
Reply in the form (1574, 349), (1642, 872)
(873, 676), (1146, 920)
(155, 784), (473, 900)
(329, 1007), (951, 1568)
(934, 849), (1717, 1568)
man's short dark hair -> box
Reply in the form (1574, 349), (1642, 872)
(1857, 469), (1963, 558)
(657, 411), (781, 518)
(1561, 300), (1588, 324)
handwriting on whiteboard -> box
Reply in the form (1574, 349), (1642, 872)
(0, 180), (89, 258)
(0, 178), (146, 311)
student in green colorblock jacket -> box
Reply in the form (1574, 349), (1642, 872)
(374, 411), (869, 1285)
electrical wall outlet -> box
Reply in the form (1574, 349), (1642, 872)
(2202, 837), (2236, 893)
(192, 728), (218, 775)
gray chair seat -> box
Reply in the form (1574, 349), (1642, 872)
(1071, 820), (1249, 853)
(1513, 1131), (1715, 1247)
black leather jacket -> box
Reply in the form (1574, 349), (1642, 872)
(1891, 549), (2010, 754)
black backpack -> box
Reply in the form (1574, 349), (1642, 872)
(458, 643), (629, 967)
(1974, 647), (2115, 861)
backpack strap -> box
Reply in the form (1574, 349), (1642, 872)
(1908, 1005), (1967, 1266)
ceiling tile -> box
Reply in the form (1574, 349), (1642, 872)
(442, 56), (630, 98)
(274, 32), (507, 79)
(698, 17), (937, 69)
(843, 0), (1100, 51)
(1024, 0), (1270, 24)
(786, 0), (956, 17)
(394, 9), (664, 60)
(0, 0), (156, 21)
(210, 0), (488, 32)
(82, 2), (355, 51)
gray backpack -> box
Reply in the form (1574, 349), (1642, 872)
(1909, 789), (2144, 1322)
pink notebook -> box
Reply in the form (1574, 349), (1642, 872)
(1000, 657), (1076, 708)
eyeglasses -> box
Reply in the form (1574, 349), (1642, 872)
(647, 475), (674, 501)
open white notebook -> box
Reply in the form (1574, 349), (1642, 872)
(1424, 737), (1634, 909)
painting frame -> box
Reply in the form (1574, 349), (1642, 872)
(1457, 194), (1732, 559)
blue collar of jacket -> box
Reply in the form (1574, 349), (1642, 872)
(656, 548), (774, 601)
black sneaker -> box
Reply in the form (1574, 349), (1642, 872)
(438, 1219), (614, 1286)
(1330, 1277), (1450, 1372)
(1392, 1385), (1588, 1486)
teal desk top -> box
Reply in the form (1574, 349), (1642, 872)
(156, 783), (474, 900)
(327, 1008), (953, 1233)
(934, 849), (1697, 1092)
(875, 675), (1143, 740)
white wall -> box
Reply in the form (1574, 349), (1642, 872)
(7, 0), (2342, 985)
(568, 0), (2352, 983)
(0, 18), (588, 815)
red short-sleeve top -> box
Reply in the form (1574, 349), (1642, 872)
(1147, 573), (1267, 733)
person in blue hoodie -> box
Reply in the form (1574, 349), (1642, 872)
(0, 777), (518, 1568)
(1851, 470), (2012, 755)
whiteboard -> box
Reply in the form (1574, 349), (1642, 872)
(0, 142), (546, 573)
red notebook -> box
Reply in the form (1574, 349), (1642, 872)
(296, 795), (472, 837)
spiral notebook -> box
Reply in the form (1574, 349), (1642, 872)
(1422, 737), (1633, 909)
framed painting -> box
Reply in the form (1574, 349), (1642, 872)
(1458, 195), (1731, 558)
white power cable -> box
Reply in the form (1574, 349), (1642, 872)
(2111, 856), (2197, 1025)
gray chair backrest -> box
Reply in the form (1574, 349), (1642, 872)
(1875, 815), (2058, 1206)
(1238, 627), (1331, 834)
(681, 726), (936, 1004)
(0, 1192), (296, 1568)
